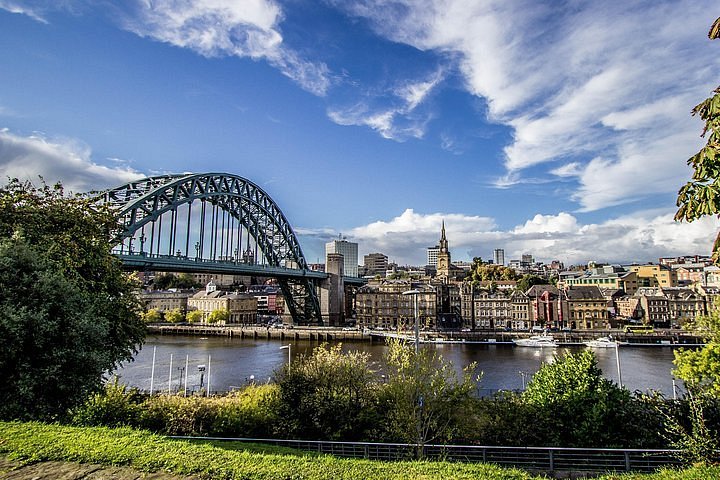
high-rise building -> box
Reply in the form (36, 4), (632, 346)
(427, 245), (439, 267)
(521, 253), (534, 265)
(363, 253), (388, 277)
(493, 248), (505, 266)
(325, 236), (359, 277)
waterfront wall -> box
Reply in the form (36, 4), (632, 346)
(147, 324), (704, 345)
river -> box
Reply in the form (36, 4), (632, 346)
(113, 335), (684, 397)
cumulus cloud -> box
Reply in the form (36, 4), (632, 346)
(123, 0), (331, 95)
(327, 70), (443, 140)
(301, 208), (719, 266)
(333, 0), (718, 211)
(0, 129), (144, 192)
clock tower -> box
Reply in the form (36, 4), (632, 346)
(436, 221), (451, 281)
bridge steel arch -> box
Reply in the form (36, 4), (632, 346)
(100, 173), (323, 325)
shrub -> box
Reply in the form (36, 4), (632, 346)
(71, 380), (143, 427)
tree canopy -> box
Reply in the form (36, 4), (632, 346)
(0, 179), (144, 420)
(675, 17), (720, 262)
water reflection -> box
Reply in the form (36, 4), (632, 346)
(114, 335), (682, 397)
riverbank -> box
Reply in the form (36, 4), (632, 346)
(147, 324), (705, 346)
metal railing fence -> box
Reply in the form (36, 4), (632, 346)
(168, 435), (707, 474)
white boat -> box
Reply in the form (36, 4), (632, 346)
(584, 336), (624, 348)
(513, 335), (558, 347)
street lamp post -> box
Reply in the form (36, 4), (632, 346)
(402, 289), (420, 353)
(614, 342), (624, 389)
(280, 344), (291, 365)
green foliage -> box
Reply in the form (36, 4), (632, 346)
(72, 382), (282, 437)
(522, 350), (644, 447)
(142, 308), (163, 323)
(163, 307), (185, 323)
(209, 384), (282, 437)
(186, 310), (203, 323)
(377, 339), (478, 449)
(70, 379), (143, 427)
(674, 299), (720, 396)
(274, 343), (379, 440)
(675, 17), (720, 263)
(516, 274), (546, 293)
(207, 308), (229, 324)
(470, 259), (518, 283)
(0, 179), (144, 420)
(152, 273), (200, 290)
(660, 389), (720, 465)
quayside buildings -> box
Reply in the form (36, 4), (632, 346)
(136, 224), (719, 330)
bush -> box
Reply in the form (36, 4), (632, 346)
(71, 380), (143, 428)
(274, 343), (379, 440)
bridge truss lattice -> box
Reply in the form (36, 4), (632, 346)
(98, 173), (322, 324)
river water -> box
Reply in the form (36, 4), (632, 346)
(113, 335), (683, 397)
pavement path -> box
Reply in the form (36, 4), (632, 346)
(0, 456), (200, 479)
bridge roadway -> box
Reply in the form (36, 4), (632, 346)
(116, 252), (365, 286)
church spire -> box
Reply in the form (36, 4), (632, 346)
(439, 220), (448, 253)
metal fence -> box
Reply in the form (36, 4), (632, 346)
(169, 435), (700, 474)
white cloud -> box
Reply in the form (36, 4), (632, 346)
(124, 0), (331, 95)
(0, 129), (144, 192)
(306, 208), (719, 266)
(327, 70), (443, 140)
(513, 212), (578, 235)
(334, 1), (718, 211)
(0, 0), (49, 23)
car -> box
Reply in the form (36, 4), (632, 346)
(531, 326), (545, 332)
(561, 327), (572, 332)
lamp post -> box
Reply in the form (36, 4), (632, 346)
(139, 233), (146, 255)
(198, 364), (206, 390)
(519, 370), (528, 390)
(280, 344), (291, 365)
(614, 341), (624, 389)
(402, 289), (420, 353)
(195, 241), (201, 260)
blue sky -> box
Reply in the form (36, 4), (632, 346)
(1, 0), (719, 266)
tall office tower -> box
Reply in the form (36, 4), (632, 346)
(325, 236), (359, 277)
(363, 253), (388, 277)
(521, 253), (534, 264)
(493, 248), (505, 266)
(427, 246), (440, 267)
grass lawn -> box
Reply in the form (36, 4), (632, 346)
(0, 422), (718, 480)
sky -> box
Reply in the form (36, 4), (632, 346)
(1, 0), (719, 267)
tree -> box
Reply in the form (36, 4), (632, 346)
(0, 179), (144, 420)
(522, 350), (640, 447)
(673, 299), (720, 396)
(186, 310), (203, 323)
(470, 260), (518, 283)
(517, 274), (545, 293)
(675, 17), (720, 263)
(164, 308), (185, 323)
(274, 343), (378, 440)
(153, 273), (200, 290)
(377, 339), (478, 453)
(207, 309), (229, 324)
(142, 308), (163, 323)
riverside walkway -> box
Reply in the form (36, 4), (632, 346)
(147, 324), (704, 346)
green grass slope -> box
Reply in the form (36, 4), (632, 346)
(0, 422), (717, 480)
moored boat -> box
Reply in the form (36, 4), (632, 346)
(513, 335), (558, 347)
(584, 336), (625, 348)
